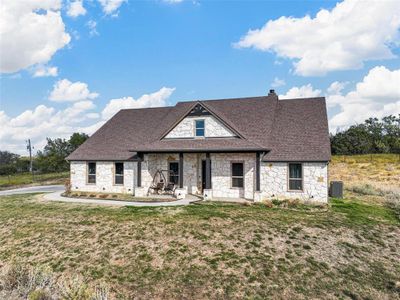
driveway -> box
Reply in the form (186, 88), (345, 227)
(0, 185), (64, 196)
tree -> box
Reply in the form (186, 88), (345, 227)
(0, 164), (17, 183)
(330, 115), (400, 155)
(0, 151), (20, 182)
(35, 132), (89, 173)
(382, 115), (400, 153)
(330, 124), (372, 155)
(0, 151), (20, 165)
(36, 138), (71, 172)
(69, 132), (89, 152)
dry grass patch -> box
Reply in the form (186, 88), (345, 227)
(0, 194), (399, 299)
(330, 154), (400, 187)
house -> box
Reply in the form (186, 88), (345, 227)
(66, 90), (331, 202)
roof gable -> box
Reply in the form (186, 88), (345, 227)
(160, 102), (245, 140)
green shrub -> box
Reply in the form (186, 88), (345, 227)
(271, 199), (281, 206)
(385, 193), (400, 221)
(348, 184), (381, 196)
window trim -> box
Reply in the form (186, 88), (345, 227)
(231, 161), (244, 189)
(86, 162), (96, 185)
(287, 163), (303, 192)
(114, 162), (124, 186)
(194, 119), (205, 137)
(168, 161), (180, 185)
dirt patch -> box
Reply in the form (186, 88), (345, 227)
(63, 191), (178, 202)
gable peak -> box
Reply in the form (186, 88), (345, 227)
(188, 103), (212, 117)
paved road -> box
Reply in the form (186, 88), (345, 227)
(0, 185), (64, 196)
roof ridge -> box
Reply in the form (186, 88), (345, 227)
(176, 95), (270, 105)
(119, 106), (173, 112)
(279, 96), (325, 102)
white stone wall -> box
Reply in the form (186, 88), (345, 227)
(70, 161), (134, 194)
(210, 153), (255, 199)
(70, 157), (329, 203)
(259, 162), (328, 202)
(165, 115), (235, 138)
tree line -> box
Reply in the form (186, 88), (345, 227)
(330, 115), (400, 155)
(0, 133), (88, 176)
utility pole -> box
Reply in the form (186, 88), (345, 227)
(26, 139), (34, 181)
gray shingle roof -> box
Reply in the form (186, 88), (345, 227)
(66, 94), (331, 162)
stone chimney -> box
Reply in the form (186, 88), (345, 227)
(268, 89), (278, 100)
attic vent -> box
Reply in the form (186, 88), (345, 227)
(188, 104), (211, 117)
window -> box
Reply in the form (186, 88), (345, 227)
(195, 119), (205, 137)
(288, 163), (302, 191)
(231, 162), (244, 188)
(115, 162), (124, 185)
(169, 162), (179, 184)
(87, 162), (96, 184)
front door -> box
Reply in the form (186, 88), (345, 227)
(169, 162), (179, 185)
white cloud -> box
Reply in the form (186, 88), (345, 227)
(9, 105), (55, 127)
(86, 112), (100, 119)
(0, 101), (95, 154)
(33, 65), (58, 78)
(271, 77), (285, 88)
(49, 79), (99, 102)
(327, 81), (348, 95)
(279, 84), (321, 99)
(235, 0), (400, 76)
(101, 87), (175, 119)
(328, 66), (400, 130)
(0, 0), (71, 73)
(67, 0), (87, 18)
(1, 87), (175, 154)
(86, 20), (99, 36)
(97, 0), (126, 15)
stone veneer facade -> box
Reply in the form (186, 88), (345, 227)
(70, 161), (135, 194)
(259, 162), (328, 202)
(70, 155), (328, 202)
(165, 115), (236, 138)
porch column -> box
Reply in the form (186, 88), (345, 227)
(137, 153), (143, 187)
(179, 152), (183, 188)
(255, 152), (261, 192)
(205, 152), (212, 189)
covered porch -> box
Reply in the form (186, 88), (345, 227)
(133, 151), (262, 201)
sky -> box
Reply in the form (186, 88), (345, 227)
(0, 0), (400, 154)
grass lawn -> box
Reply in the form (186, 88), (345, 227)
(0, 172), (69, 190)
(0, 193), (399, 299)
